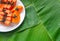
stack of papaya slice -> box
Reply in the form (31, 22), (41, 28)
(0, 0), (23, 26)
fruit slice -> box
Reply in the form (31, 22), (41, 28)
(8, 0), (12, 2)
(11, 0), (17, 6)
(0, 12), (4, 16)
(6, 16), (12, 21)
(0, 19), (3, 24)
(1, 0), (8, 3)
(0, 4), (3, 11)
(7, 4), (12, 10)
(2, 4), (12, 10)
(12, 11), (20, 24)
(11, 6), (23, 13)
(4, 20), (11, 26)
(4, 15), (12, 26)
(7, 0), (17, 9)
(5, 10), (12, 14)
(3, 10), (12, 26)
(0, 15), (4, 22)
(0, 15), (3, 19)
(0, 12), (4, 24)
(12, 15), (20, 24)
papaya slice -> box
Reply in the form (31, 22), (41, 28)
(0, 19), (3, 24)
(1, 0), (8, 3)
(4, 20), (11, 26)
(2, 4), (12, 10)
(12, 11), (20, 24)
(5, 10), (11, 14)
(11, 6), (23, 13)
(0, 12), (4, 23)
(0, 12), (4, 16)
(7, 4), (12, 10)
(12, 15), (20, 24)
(6, 17), (11, 21)
(4, 16), (12, 26)
(3, 10), (12, 26)
(8, 0), (17, 8)
(0, 4), (3, 11)
(0, 15), (4, 24)
(11, 0), (17, 6)
(8, 0), (12, 2)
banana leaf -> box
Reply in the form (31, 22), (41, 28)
(0, 0), (60, 41)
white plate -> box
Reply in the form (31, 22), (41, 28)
(0, 0), (25, 32)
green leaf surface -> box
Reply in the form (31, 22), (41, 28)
(0, 0), (60, 41)
(6, 23), (53, 41)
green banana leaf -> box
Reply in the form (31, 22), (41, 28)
(0, 0), (60, 41)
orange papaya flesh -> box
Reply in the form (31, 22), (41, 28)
(1, 0), (8, 3)
(4, 20), (11, 26)
(12, 15), (20, 24)
(11, 6), (23, 13)
(12, 11), (20, 24)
